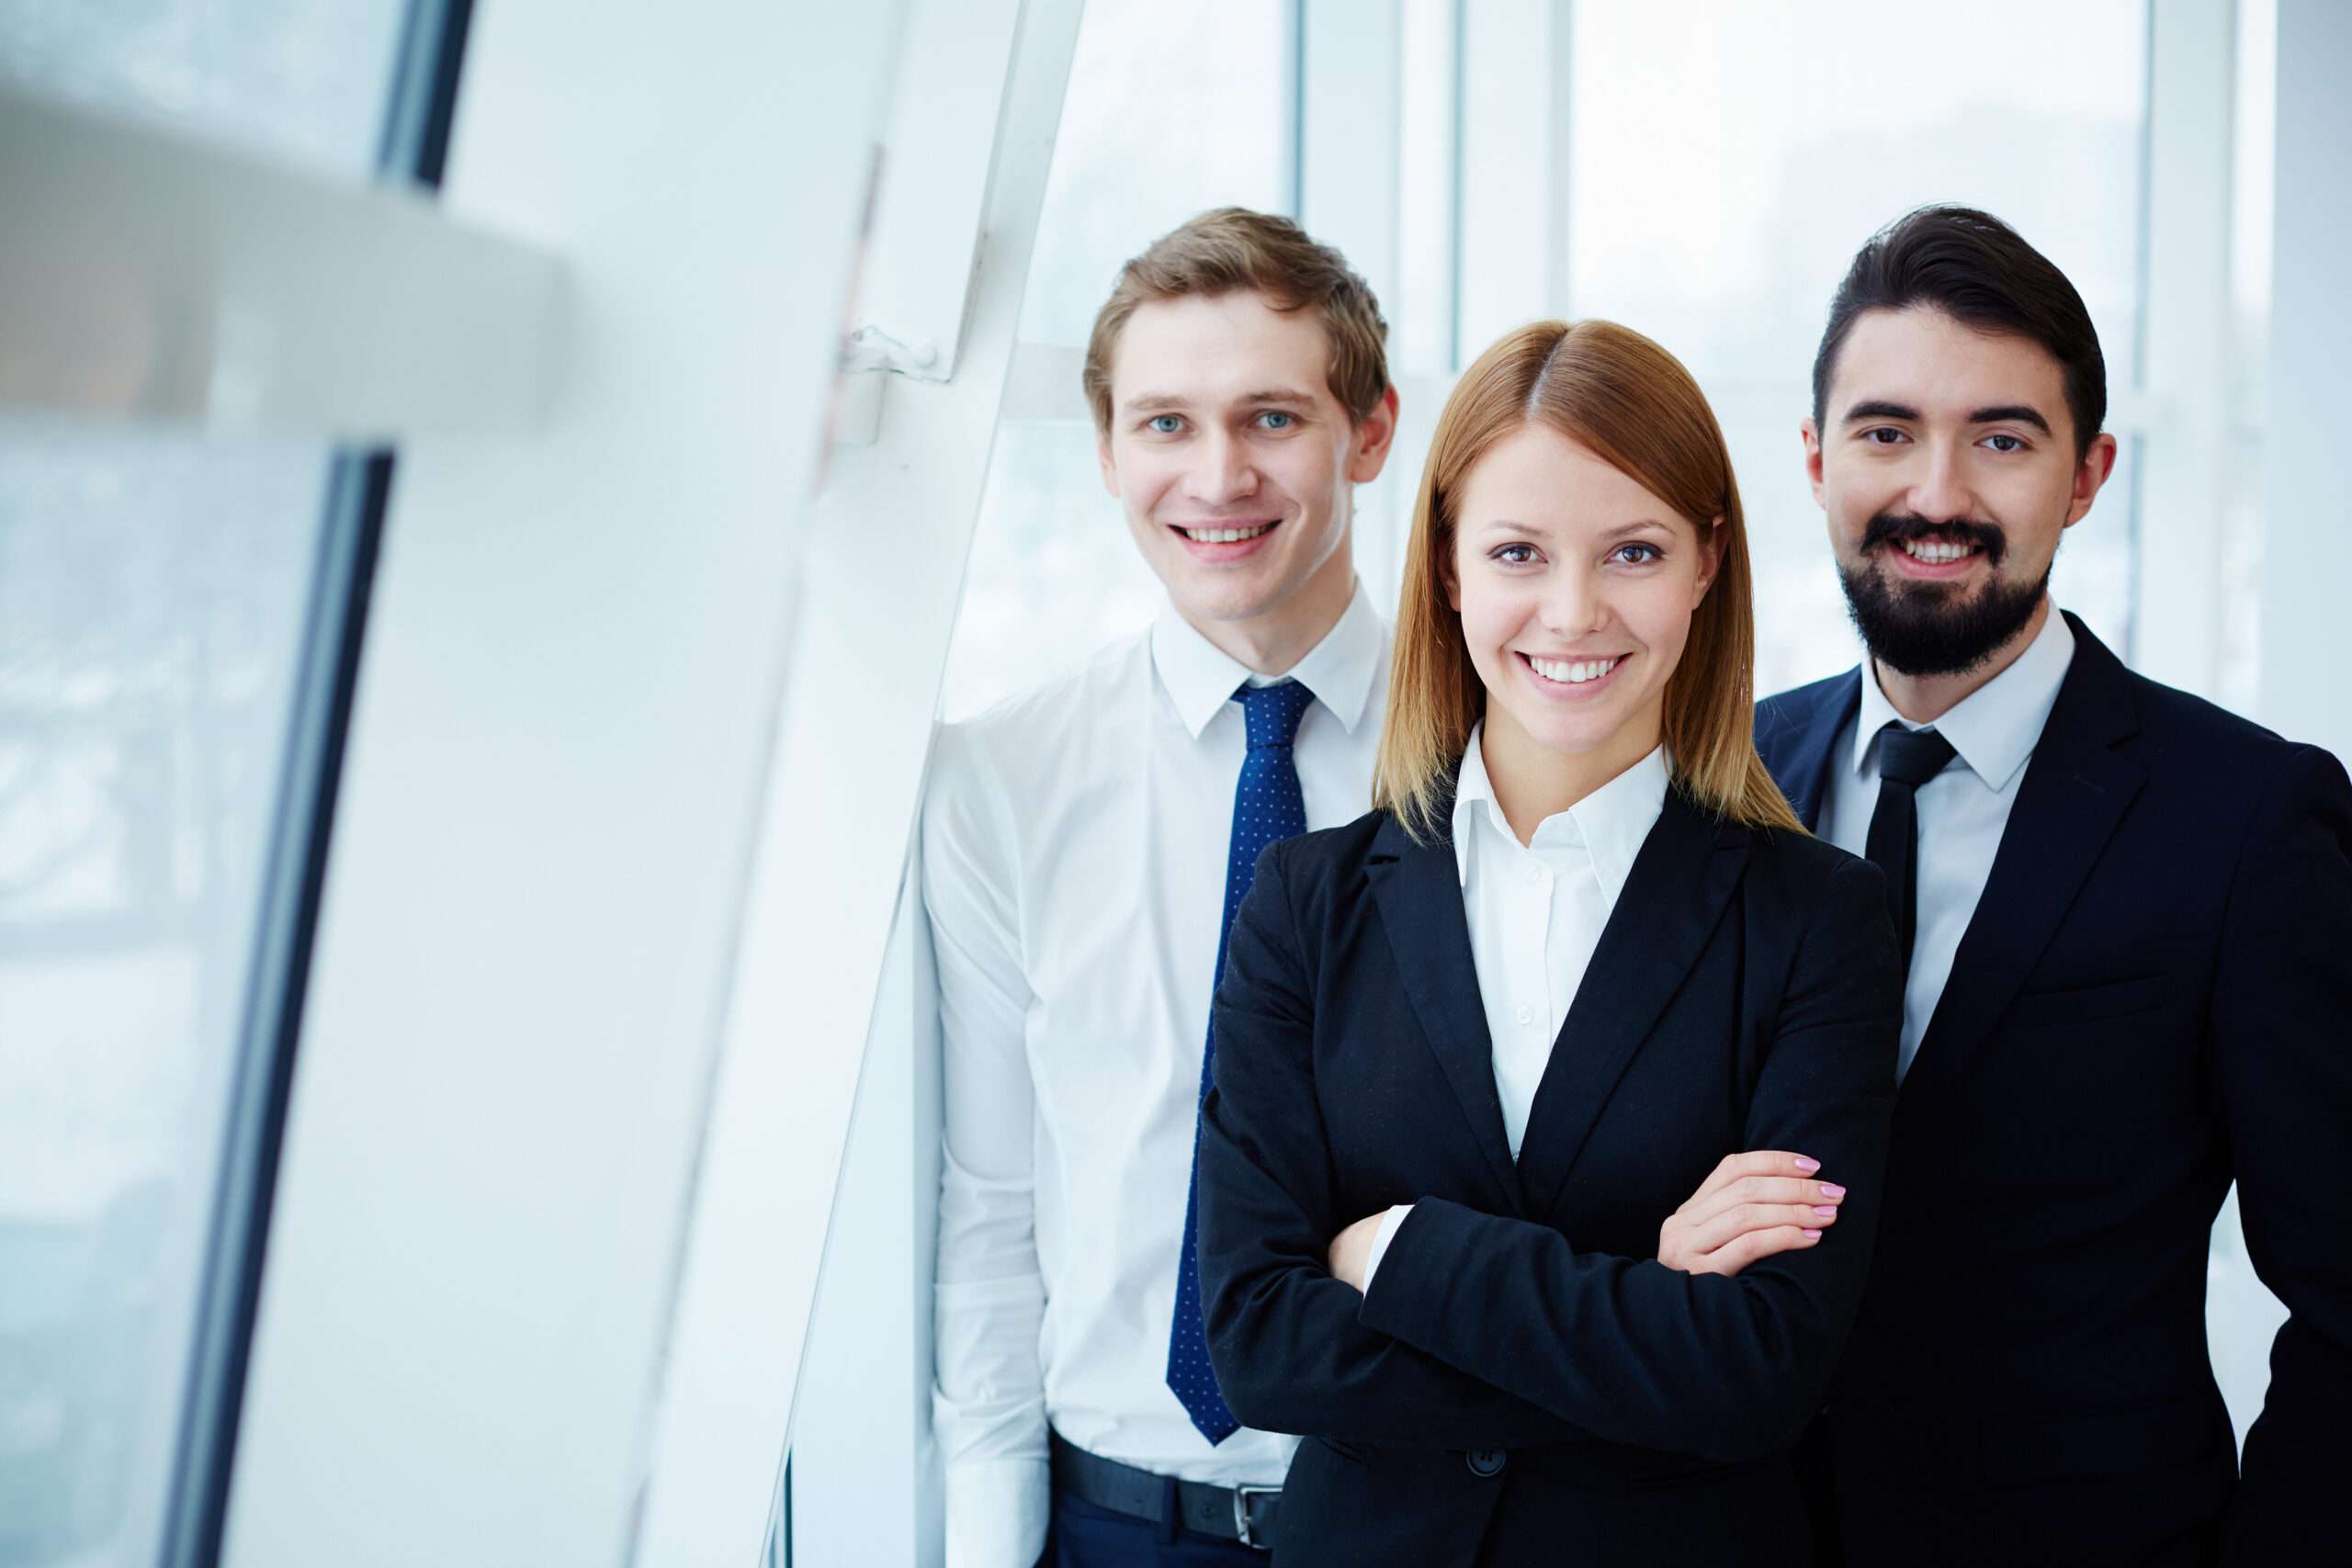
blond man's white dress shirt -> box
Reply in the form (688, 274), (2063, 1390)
(922, 582), (1388, 1567)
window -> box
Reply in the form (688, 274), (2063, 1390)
(1553, 0), (2149, 691)
(0, 6), (449, 1562)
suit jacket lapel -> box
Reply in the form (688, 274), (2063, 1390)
(1364, 811), (1522, 1209)
(1765, 671), (1860, 833)
(1904, 615), (2147, 1097)
(1517, 790), (1751, 1222)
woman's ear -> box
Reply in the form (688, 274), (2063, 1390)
(1441, 544), (1462, 614)
(1694, 514), (1724, 602)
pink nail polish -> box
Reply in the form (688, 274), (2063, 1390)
(1813, 1205), (1838, 1218)
(1793, 1156), (1821, 1173)
(1802, 1229), (1823, 1239)
(1819, 1183), (1847, 1199)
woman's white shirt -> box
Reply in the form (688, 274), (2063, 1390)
(1362, 727), (1668, 1288)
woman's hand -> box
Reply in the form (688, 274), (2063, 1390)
(1326, 1211), (1390, 1292)
(1657, 1150), (1846, 1277)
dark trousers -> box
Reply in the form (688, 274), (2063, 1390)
(1040, 1485), (1271, 1567)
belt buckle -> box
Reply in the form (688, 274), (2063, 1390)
(1232, 1484), (1279, 1550)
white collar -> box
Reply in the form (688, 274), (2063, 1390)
(1852, 602), (2076, 792)
(1149, 579), (1385, 740)
(1451, 724), (1669, 901)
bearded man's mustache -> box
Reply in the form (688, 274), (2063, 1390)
(1860, 512), (2008, 569)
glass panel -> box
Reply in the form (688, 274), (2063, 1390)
(1564, 0), (2145, 384)
(2219, 0), (2277, 716)
(1394, 0), (1458, 377)
(0, 435), (333, 1566)
(0, 6), (429, 1565)
(1561, 0), (2149, 685)
(0, 0), (413, 178)
(1454, 0), (1554, 360)
(1014, 0), (1295, 349)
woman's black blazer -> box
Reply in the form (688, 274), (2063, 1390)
(1196, 784), (1902, 1567)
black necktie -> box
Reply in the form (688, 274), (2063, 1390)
(1864, 724), (1957, 973)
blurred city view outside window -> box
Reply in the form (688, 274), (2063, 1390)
(0, 4), (413, 1562)
(1558, 0), (2146, 695)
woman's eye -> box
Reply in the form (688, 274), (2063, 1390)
(1258, 411), (1295, 431)
(1492, 544), (1538, 565)
(1611, 543), (1663, 566)
(1148, 414), (1184, 435)
(1983, 433), (2027, 454)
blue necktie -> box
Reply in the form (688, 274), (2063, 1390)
(1168, 677), (1315, 1445)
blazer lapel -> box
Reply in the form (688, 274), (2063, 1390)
(1364, 811), (1522, 1209)
(1768, 671), (1861, 833)
(1516, 790), (1751, 1221)
(1902, 615), (2147, 1097)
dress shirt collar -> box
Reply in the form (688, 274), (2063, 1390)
(1451, 723), (1669, 902)
(1852, 600), (2076, 793)
(1149, 578), (1385, 739)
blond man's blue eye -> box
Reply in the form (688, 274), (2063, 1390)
(1149, 415), (1182, 434)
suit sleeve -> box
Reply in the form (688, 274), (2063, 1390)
(1196, 840), (1603, 1450)
(2213, 745), (2352, 1562)
(1355, 854), (1901, 1463)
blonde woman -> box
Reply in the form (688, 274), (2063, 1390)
(1194, 321), (1901, 1565)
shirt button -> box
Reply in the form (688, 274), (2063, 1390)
(1515, 1005), (1534, 1026)
(1466, 1449), (1508, 1477)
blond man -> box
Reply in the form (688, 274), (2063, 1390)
(922, 209), (1398, 1565)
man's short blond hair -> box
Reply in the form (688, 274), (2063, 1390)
(1082, 207), (1391, 434)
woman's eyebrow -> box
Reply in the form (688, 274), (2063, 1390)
(1470, 514), (1672, 536)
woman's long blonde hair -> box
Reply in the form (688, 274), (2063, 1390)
(1372, 319), (1803, 841)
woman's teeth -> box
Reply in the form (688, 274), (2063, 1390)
(1529, 655), (1621, 684)
(1181, 524), (1273, 543)
(1900, 537), (1981, 564)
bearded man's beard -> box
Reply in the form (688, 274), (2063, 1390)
(1838, 513), (2050, 678)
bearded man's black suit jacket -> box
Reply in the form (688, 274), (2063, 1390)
(1754, 613), (2352, 1566)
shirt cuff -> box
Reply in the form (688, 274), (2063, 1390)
(1360, 1203), (1414, 1293)
(944, 1455), (1051, 1568)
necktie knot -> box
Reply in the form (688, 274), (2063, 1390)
(1235, 678), (1315, 751)
(1877, 724), (1957, 789)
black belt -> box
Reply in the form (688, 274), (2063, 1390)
(1047, 1431), (1282, 1551)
